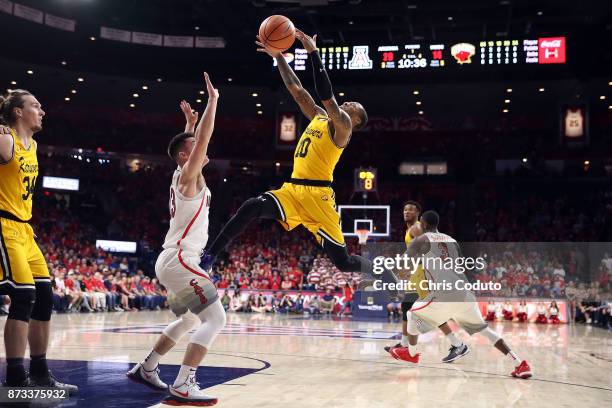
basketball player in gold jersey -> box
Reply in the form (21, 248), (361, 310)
(0, 89), (78, 392)
(201, 30), (398, 290)
(384, 201), (468, 363)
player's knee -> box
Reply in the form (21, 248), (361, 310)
(31, 281), (53, 321)
(163, 312), (200, 342)
(190, 301), (226, 349)
(406, 314), (419, 336)
(237, 196), (265, 219)
(7, 288), (36, 323)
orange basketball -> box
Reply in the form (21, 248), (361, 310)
(259, 15), (295, 51)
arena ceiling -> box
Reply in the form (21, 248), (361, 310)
(1, 0), (611, 84)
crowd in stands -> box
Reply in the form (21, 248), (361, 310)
(3, 154), (611, 330)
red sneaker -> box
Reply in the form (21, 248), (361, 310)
(511, 360), (532, 379)
(390, 347), (420, 363)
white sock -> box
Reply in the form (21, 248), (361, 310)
(446, 332), (463, 348)
(142, 350), (162, 371)
(407, 343), (418, 356)
(173, 365), (197, 388)
(401, 335), (409, 347)
(507, 350), (521, 363)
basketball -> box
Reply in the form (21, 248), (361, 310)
(259, 15), (295, 51)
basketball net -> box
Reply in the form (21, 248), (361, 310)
(356, 229), (370, 245)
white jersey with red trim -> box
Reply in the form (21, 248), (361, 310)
(162, 169), (211, 255)
(421, 231), (470, 302)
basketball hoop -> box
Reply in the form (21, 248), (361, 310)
(356, 229), (370, 245)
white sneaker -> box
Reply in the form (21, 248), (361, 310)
(126, 362), (167, 390)
(166, 376), (218, 406)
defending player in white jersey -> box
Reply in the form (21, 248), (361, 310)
(391, 210), (532, 379)
(126, 73), (226, 405)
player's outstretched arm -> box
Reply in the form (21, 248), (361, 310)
(180, 100), (199, 134)
(255, 36), (325, 120)
(179, 72), (219, 184)
(295, 29), (352, 148)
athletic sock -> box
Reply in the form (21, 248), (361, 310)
(142, 350), (162, 371)
(173, 365), (197, 388)
(407, 343), (418, 356)
(446, 332), (463, 348)
(6, 357), (27, 385)
(507, 350), (521, 364)
(401, 335), (409, 347)
(29, 354), (49, 377)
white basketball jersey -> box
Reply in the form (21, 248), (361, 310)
(421, 231), (469, 301)
(564, 109), (583, 138)
(162, 169), (211, 255)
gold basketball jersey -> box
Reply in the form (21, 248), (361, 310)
(0, 130), (39, 221)
(291, 114), (343, 181)
(405, 221), (421, 245)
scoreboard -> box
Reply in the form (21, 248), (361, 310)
(275, 36), (566, 72)
(354, 168), (377, 192)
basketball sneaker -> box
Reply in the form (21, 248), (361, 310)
(511, 360), (532, 379)
(126, 362), (167, 390)
(442, 344), (470, 363)
(389, 347), (420, 363)
(28, 370), (79, 396)
(165, 377), (218, 406)
(384, 343), (403, 355)
(200, 251), (214, 273)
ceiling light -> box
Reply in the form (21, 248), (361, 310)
(10, 81), (17, 85)
(504, 99), (510, 103)
(256, 103), (262, 107)
(196, 99), (202, 103)
(77, 77), (84, 82)
(539, 88), (545, 92)
(199, 90), (205, 95)
(64, 97), (70, 101)
(537, 11), (543, 16)
(503, 109), (509, 113)
(156, 78), (162, 82)
(418, 111), (423, 115)
(447, 16), (453, 21)
(252, 93), (258, 97)
(26, 70), (33, 75)
(71, 89), (77, 94)
(133, 93), (139, 98)
(506, 88), (512, 93)
(338, 92), (345, 96)
(413, 90), (419, 95)
(61, 61), (67, 66)
(599, 95), (606, 100)
(227, 78), (233, 82)
(129, 103), (135, 108)
(257, 110), (263, 115)
(522, 157), (528, 162)
(142, 85), (148, 90)
(416, 101), (422, 105)
(89, 36), (96, 41)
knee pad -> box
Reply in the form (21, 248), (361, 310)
(31, 281), (53, 321)
(163, 312), (200, 343)
(8, 288), (36, 323)
(401, 301), (414, 321)
(480, 327), (501, 344)
(406, 312), (419, 336)
(190, 301), (226, 349)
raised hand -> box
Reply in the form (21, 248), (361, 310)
(180, 100), (198, 128)
(255, 35), (282, 58)
(295, 29), (317, 53)
(204, 72), (219, 100)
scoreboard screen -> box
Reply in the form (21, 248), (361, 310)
(354, 168), (377, 192)
(275, 36), (566, 72)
